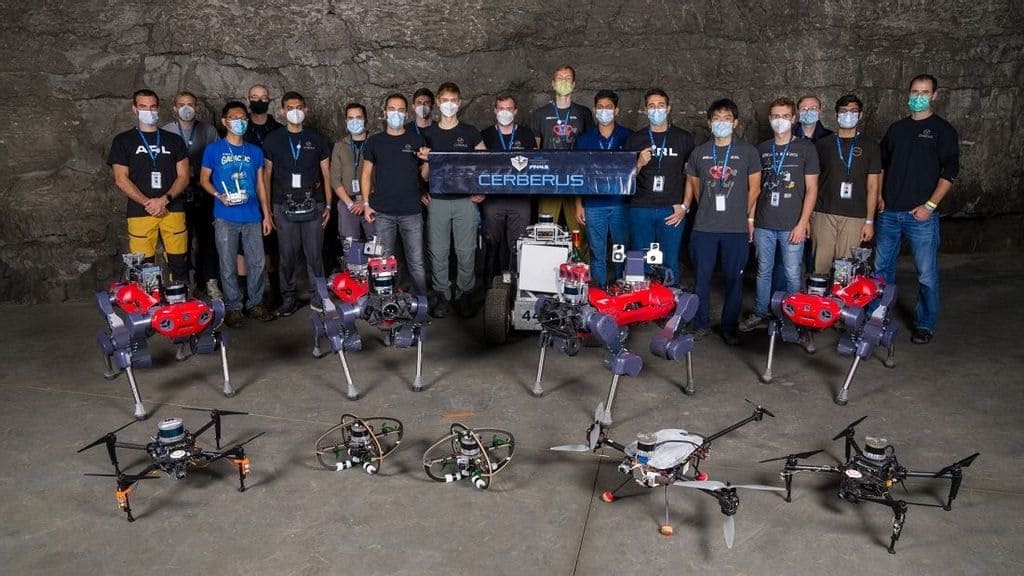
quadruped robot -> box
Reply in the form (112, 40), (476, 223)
(310, 237), (430, 400)
(761, 247), (898, 405)
(761, 416), (979, 553)
(95, 253), (231, 420)
(533, 243), (699, 425)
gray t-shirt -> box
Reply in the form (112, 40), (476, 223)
(686, 139), (761, 233)
(161, 120), (219, 181)
(755, 137), (820, 230)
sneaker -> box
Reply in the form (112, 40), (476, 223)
(911, 328), (933, 345)
(247, 304), (275, 322)
(722, 332), (742, 346)
(224, 309), (245, 328)
(737, 313), (767, 333)
(692, 327), (711, 341)
(430, 297), (450, 319)
(206, 279), (223, 301)
(275, 299), (298, 317)
(309, 299), (324, 313)
(456, 292), (477, 318)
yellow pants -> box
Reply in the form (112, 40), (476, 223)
(537, 196), (588, 262)
(127, 212), (188, 257)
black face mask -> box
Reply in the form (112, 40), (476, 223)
(249, 100), (269, 114)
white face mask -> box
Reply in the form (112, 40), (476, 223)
(386, 111), (406, 130)
(176, 105), (196, 122)
(438, 101), (459, 118)
(837, 111), (860, 129)
(595, 109), (615, 125)
(770, 118), (793, 134)
(286, 109), (305, 125)
(137, 110), (159, 125)
(496, 109), (514, 126)
(415, 105), (431, 119)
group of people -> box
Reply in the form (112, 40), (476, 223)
(107, 66), (958, 344)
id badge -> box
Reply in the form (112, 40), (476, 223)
(770, 192), (780, 207)
(150, 171), (162, 189)
(652, 175), (665, 193)
(292, 173), (302, 189)
(351, 178), (361, 195)
(715, 194), (727, 212)
(840, 181), (853, 199)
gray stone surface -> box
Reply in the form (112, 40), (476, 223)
(1, 1), (1022, 301)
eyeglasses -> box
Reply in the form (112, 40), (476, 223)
(798, 106), (820, 112)
(225, 115), (248, 121)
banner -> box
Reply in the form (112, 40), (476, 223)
(428, 151), (637, 196)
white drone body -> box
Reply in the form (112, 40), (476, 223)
(621, 429), (705, 487)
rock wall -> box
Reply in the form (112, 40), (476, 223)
(1, 0), (1022, 301)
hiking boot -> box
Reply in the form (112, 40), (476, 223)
(692, 327), (711, 341)
(224, 309), (245, 328)
(456, 292), (478, 318)
(722, 331), (742, 346)
(275, 298), (298, 317)
(206, 278), (223, 301)
(737, 313), (767, 333)
(430, 296), (450, 319)
(247, 304), (275, 322)
(911, 328), (933, 344)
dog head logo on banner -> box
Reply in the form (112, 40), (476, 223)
(511, 155), (529, 172)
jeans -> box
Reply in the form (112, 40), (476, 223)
(336, 199), (376, 269)
(874, 210), (940, 331)
(585, 203), (630, 286)
(690, 230), (749, 334)
(213, 219), (266, 311)
(427, 197), (478, 299)
(375, 212), (428, 296)
(754, 228), (804, 317)
(273, 203), (325, 303)
(629, 206), (683, 286)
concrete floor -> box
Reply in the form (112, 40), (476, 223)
(1, 253), (1022, 576)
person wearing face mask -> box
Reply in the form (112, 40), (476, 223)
(107, 89), (191, 283)
(262, 91), (333, 317)
(361, 93), (430, 297)
(874, 74), (959, 345)
(738, 97), (820, 333)
(329, 102), (375, 269)
(243, 84), (282, 147)
(408, 87), (436, 136)
(683, 98), (762, 345)
(479, 94), (536, 283)
(162, 90), (221, 299)
(794, 95), (834, 142)
(811, 94), (881, 276)
(199, 101), (275, 327)
(422, 82), (487, 319)
(530, 65), (595, 258)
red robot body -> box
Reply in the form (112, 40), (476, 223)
(589, 282), (678, 327)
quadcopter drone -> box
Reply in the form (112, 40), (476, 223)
(761, 247), (898, 405)
(310, 237), (430, 400)
(761, 416), (979, 553)
(533, 243), (699, 425)
(78, 408), (263, 521)
(314, 413), (404, 475)
(552, 402), (783, 546)
(95, 253), (232, 419)
(422, 423), (515, 490)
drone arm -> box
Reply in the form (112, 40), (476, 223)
(603, 438), (627, 454)
(113, 442), (148, 451)
(904, 469), (964, 511)
(700, 408), (768, 448)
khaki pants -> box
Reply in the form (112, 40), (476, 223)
(811, 211), (864, 274)
(538, 196), (587, 262)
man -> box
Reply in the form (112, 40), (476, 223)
(361, 93), (430, 297)
(479, 94), (535, 282)
(243, 83), (283, 307)
(262, 91), (332, 316)
(684, 98), (761, 345)
(738, 97), (820, 333)
(162, 90), (220, 299)
(408, 88), (436, 137)
(107, 89), (190, 283)
(812, 94), (881, 275)
(875, 74), (959, 344)
(422, 82), (487, 319)
(573, 90), (633, 287)
(330, 102), (375, 269)
(199, 102), (275, 327)
(625, 89), (693, 287)
(530, 65), (594, 256)
(795, 95), (834, 142)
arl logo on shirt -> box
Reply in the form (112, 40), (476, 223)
(652, 146), (679, 158)
(134, 145), (173, 155)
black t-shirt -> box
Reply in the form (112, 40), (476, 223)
(244, 115), (281, 148)
(107, 127), (188, 217)
(880, 114), (960, 211)
(529, 102), (594, 150)
(815, 134), (881, 218)
(755, 138), (820, 230)
(424, 122), (483, 199)
(263, 128), (331, 205)
(363, 130), (427, 216)
(625, 125), (695, 207)
(686, 139), (762, 233)
(480, 124), (536, 152)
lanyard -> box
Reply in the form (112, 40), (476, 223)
(288, 131), (303, 166)
(770, 137), (793, 176)
(648, 127), (668, 169)
(835, 133), (859, 177)
(599, 130), (615, 150)
(136, 128), (161, 167)
(349, 138), (365, 172)
(496, 125), (517, 150)
(176, 121), (194, 149)
(226, 141), (246, 178)
(712, 141), (733, 193)
(552, 104), (572, 142)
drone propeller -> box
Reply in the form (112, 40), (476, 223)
(744, 398), (775, 418)
(77, 419), (137, 453)
(550, 444), (592, 453)
(723, 514), (736, 549)
(758, 449), (824, 464)
(186, 407), (250, 449)
(84, 472), (160, 481)
(672, 480), (786, 492)
(182, 406), (249, 416)
(934, 452), (980, 477)
(831, 416), (868, 441)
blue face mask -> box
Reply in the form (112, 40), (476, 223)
(228, 119), (248, 136)
(837, 111), (860, 130)
(799, 110), (819, 125)
(386, 111), (405, 130)
(908, 95), (931, 113)
(711, 121), (733, 138)
(346, 118), (365, 134)
(595, 109), (615, 125)
(647, 108), (667, 125)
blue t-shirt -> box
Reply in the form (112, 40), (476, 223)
(202, 139), (265, 223)
(575, 124), (634, 207)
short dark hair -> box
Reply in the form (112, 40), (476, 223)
(594, 90), (619, 107)
(707, 98), (739, 120)
(437, 82), (461, 98)
(344, 102), (367, 117)
(133, 89), (159, 106)
(494, 93), (518, 107)
(221, 101), (249, 118)
(644, 88), (670, 106)
(909, 74), (938, 92)
(281, 91), (305, 107)
(768, 97), (796, 116)
(835, 94), (863, 112)
(384, 93), (408, 109)
(413, 87), (435, 105)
